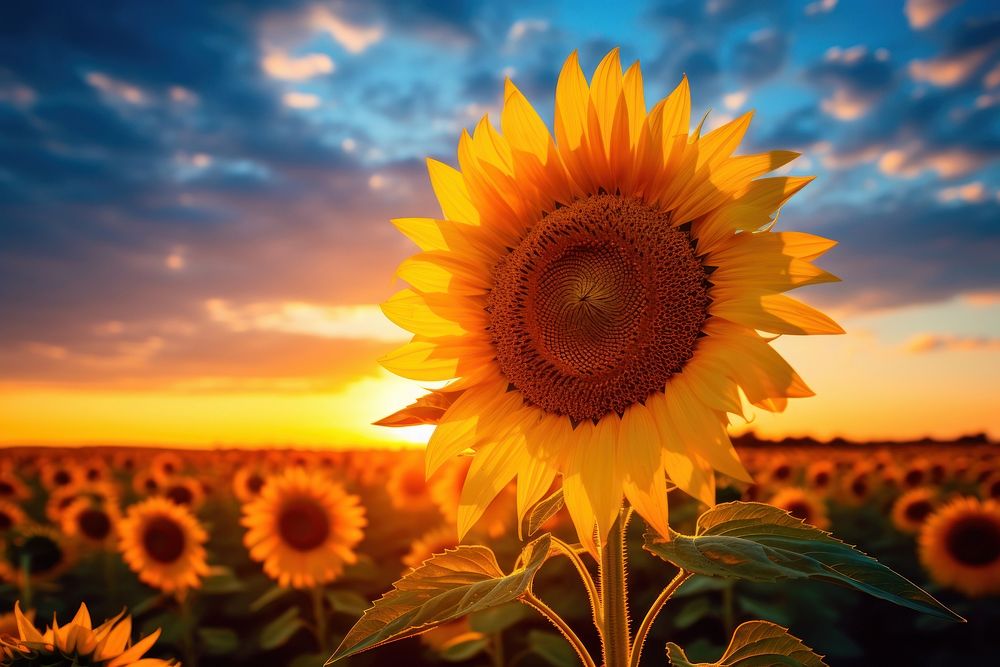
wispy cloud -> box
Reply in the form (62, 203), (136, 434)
(904, 333), (1000, 353)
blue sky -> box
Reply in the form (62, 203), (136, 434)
(0, 0), (998, 445)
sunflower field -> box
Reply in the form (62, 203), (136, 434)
(0, 436), (997, 666)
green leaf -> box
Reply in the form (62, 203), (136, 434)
(528, 629), (578, 667)
(674, 596), (714, 629)
(201, 565), (245, 594)
(666, 620), (827, 667)
(326, 589), (371, 617)
(469, 601), (528, 633)
(644, 501), (963, 622)
(198, 627), (239, 655)
(327, 534), (553, 663)
(526, 489), (563, 537)
(250, 585), (292, 613)
(260, 606), (305, 650)
(290, 654), (330, 667)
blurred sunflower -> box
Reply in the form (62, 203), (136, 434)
(0, 601), (176, 666)
(900, 459), (929, 489)
(160, 477), (204, 509)
(980, 472), (1000, 502)
(232, 466), (267, 503)
(419, 617), (486, 656)
(891, 487), (938, 534)
(919, 497), (1000, 597)
(242, 468), (366, 589)
(403, 526), (459, 571)
(769, 487), (829, 530)
(0, 525), (74, 586)
(118, 497), (209, 598)
(0, 473), (30, 503)
(841, 468), (873, 506)
(39, 462), (83, 492)
(149, 452), (185, 481)
(60, 498), (120, 549)
(386, 457), (435, 513)
(805, 460), (835, 492)
(377, 48), (841, 548)
(0, 501), (26, 536)
(132, 470), (161, 497)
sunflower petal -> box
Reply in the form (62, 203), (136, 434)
(619, 403), (670, 539)
(647, 392), (717, 506)
(457, 431), (524, 539)
(427, 159), (480, 224)
(711, 291), (845, 335)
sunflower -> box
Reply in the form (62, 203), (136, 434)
(60, 497), (120, 549)
(39, 461), (83, 492)
(0, 473), (30, 503)
(386, 456), (435, 512)
(241, 468), (366, 589)
(769, 487), (829, 530)
(0, 601), (176, 666)
(118, 497), (209, 598)
(402, 526), (460, 571)
(980, 472), (1000, 501)
(919, 497), (1000, 597)
(45, 481), (120, 524)
(232, 466), (268, 503)
(0, 525), (73, 586)
(841, 468), (873, 506)
(763, 457), (795, 487)
(900, 459), (929, 489)
(376, 48), (841, 549)
(149, 452), (185, 481)
(0, 501), (26, 535)
(805, 460), (835, 492)
(159, 477), (204, 509)
(891, 487), (938, 534)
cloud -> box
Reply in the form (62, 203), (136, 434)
(805, 0), (838, 16)
(908, 15), (1000, 86)
(723, 90), (748, 110)
(904, 333), (1000, 353)
(281, 91), (321, 109)
(261, 51), (335, 81)
(730, 28), (788, 84)
(808, 46), (894, 121)
(937, 181), (988, 202)
(308, 6), (384, 54)
(878, 144), (991, 178)
(904, 0), (963, 30)
(507, 19), (548, 44)
(85, 72), (147, 105)
(205, 299), (407, 343)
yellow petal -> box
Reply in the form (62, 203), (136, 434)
(396, 252), (490, 296)
(619, 403), (670, 538)
(381, 288), (483, 338)
(555, 51), (597, 193)
(590, 48), (623, 155)
(426, 381), (508, 477)
(457, 429), (525, 539)
(378, 338), (491, 381)
(515, 452), (557, 536)
(579, 414), (623, 545)
(710, 291), (845, 335)
(647, 392), (717, 506)
(562, 424), (599, 557)
(427, 159), (480, 224)
(668, 376), (752, 483)
(15, 601), (44, 643)
(622, 61), (647, 147)
(107, 628), (161, 667)
(694, 111), (753, 173)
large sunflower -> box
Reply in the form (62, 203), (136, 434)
(1, 601), (175, 666)
(377, 48), (841, 548)
(241, 468), (366, 589)
(117, 497), (209, 598)
(919, 496), (1000, 597)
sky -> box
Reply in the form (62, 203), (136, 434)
(1, 0), (998, 448)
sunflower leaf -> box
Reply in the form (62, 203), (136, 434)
(327, 534), (553, 663)
(644, 501), (962, 622)
(260, 606), (305, 650)
(666, 620), (827, 667)
(526, 489), (564, 537)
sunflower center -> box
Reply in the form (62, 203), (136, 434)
(813, 471), (830, 487)
(278, 499), (330, 551)
(10, 535), (63, 575)
(945, 515), (1000, 567)
(904, 500), (933, 523)
(904, 469), (924, 486)
(53, 470), (71, 486)
(142, 517), (186, 564)
(247, 475), (265, 494)
(488, 194), (709, 422)
(0, 512), (11, 530)
(0, 482), (13, 496)
(166, 485), (194, 506)
(79, 508), (112, 540)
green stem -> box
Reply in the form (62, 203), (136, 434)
(180, 595), (198, 667)
(19, 554), (32, 610)
(311, 586), (329, 654)
(722, 581), (735, 637)
(522, 591), (597, 667)
(490, 630), (504, 667)
(550, 536), (602, 628)
(628, 570), (691, 667)
(599, 509), (631, 667)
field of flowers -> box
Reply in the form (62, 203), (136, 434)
(1, 437), (997, 666)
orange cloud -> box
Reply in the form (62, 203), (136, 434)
(281, 91), (321, 109)
(309, 7), (383, 53)
(85, 72), (146, 105)
(904, 0), (962, 29)
(261, 51), (334, 81)
(904, 333), (1000, 353)
(909, 46), (994, 86)
(204, 299), (406, 343)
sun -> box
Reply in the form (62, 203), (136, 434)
(377, 48), (842, 550)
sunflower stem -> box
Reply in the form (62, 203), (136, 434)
(179, 594), (198, 667)
(599, 508), (631, 667)
(311, 585), (329, 653)
(522, 590), (596, 667)
(628, 569), (691, 667)
(550, 535), (602, 628)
